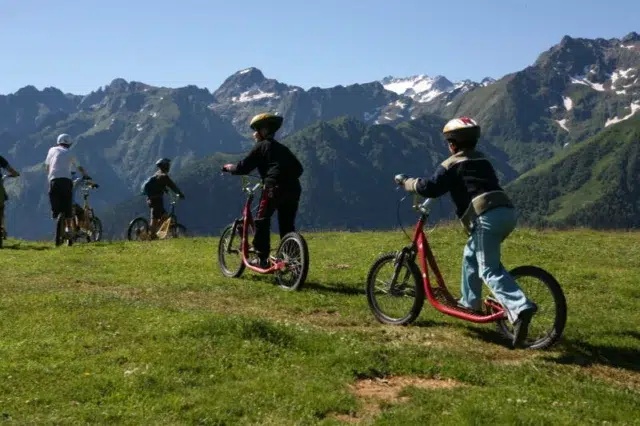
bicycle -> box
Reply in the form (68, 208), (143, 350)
(217, 175), (309, 291)
(126, 193), (187, 241)
(364, 174), (567, 350)
(55, 211), (73, 247)
(0, 174), (18, 249)
(71, 179), (103, 243)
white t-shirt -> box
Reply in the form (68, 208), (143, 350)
(45, 145), (79, 181)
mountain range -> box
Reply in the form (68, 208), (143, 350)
(1, 31), (639, 239)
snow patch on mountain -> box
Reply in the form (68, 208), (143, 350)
(231, 87), (279, 103)
(380, 74), (488, 104)
(563, 96), (573, 111)
(570, 74), (605, 91)
(481, 77), (496, 86)
(555, 119), (569, 132)
(605, 102), (640, 127)
(611, 68), (635, 86)
(394, 99), (407, 109)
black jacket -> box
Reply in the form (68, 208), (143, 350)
(415, 150), (512, 219)
(230, 139), (303, 186)
(145, 172), (183, 198)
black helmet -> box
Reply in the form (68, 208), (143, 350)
(249, 113), (283, 135)
(156, 158), (171, 171)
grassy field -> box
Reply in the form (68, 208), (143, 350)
(1, 227), (639, 425)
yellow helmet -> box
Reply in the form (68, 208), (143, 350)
(249, 113), (284, 134)
(442, 117), (481, 146)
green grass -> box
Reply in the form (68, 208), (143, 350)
(1, 228), (639, 425)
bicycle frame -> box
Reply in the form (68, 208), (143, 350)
(401, 195), (506, 323)
(154, 195), (179, 237)
(227, 176), (287, 274)
(78, 184), (96, 230)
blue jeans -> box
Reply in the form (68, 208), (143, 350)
(458, 207), (535, 323)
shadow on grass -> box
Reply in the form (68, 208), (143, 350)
(2, 243), (52, 251)
(305, 281), (364, 296)
(469, 328), (640, 371)
(611, 330), (640, 341)
(464, 326), (511, 348)
(547, 338), (640, 372)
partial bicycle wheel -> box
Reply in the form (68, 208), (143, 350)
(127, 217), (149, 241)
(169, 223), (187, 238)
(218, 223), (245, 278)
(366, 252), (425, 325)
(90, 217), (103, 242)
(495, 266), (567, 350)
(274, 232), (309, 291)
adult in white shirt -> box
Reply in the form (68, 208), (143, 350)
(45, 134), (91, 231)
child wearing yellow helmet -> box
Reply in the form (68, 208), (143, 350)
(222, 113), (304, 268)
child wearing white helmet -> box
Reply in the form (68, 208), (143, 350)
(400, 117), (537, 348)
(44, 134), (91, 239)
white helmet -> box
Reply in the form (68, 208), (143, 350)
(442, 117), (481, 145)
(57, 133), (73, 146)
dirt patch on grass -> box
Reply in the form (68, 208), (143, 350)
(586, 365), (640, 390)
(334, 376), (463, 423)
(327, 264), (352, 270)
(353, 375), (460, 398)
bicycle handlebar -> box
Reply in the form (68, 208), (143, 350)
(415, 197), (435, 214)
(394, 173), (434, 215)
(394, 174), (408, 185)
(243, 181), (263, 195)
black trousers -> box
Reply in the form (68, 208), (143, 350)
(253, 181), (301, 258)
(49, 178), (73, 218)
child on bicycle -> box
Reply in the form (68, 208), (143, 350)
(221, 113), (304, 268)
(0, 155), (20, 236)
(142, 158), (185, 237)
(399, 117), (537, 348)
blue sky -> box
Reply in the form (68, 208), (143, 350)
(1, 0), (638, 94)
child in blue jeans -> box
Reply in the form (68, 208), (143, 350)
(401, 117), (537, 348)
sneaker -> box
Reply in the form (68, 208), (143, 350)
(512, 305), (538, 349)
(249, 257), (269, 269)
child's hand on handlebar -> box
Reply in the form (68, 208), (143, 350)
(394, 174), (419, 193)
(221, 164), (234, 173)
(394, 174), (408, 185)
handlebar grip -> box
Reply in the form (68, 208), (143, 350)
(394, 174), (408, 185)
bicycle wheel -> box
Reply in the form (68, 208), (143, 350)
(495, 266), (567, 350)
(127, 217), (149, 241)
(90, 217), (103, 242)
(169, 223), (187, 238)
(366, 252), (425, 325)
(274, 232), (309, 291)
(218, 223), (245, 278)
